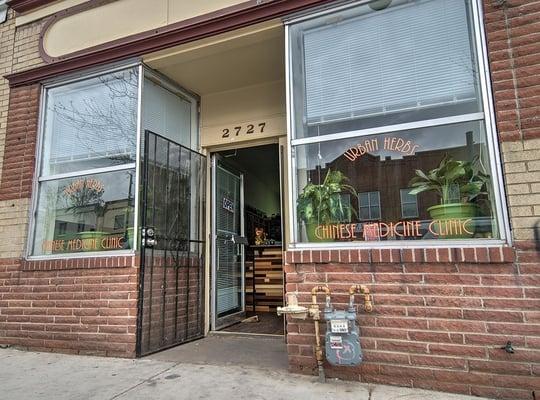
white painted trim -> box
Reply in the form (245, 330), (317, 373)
(38, 163), (136, 182)
(291, 113), (485, 146)
(471, 0), (512, 245)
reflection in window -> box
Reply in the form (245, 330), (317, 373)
(400, 189), (418, 219)
(41, 69), (138, 176)
(359, 192), (381, 221)
(294, 123), (499, 242)
(290, 0), (504, 244)
(32, 67), (138, 256)
(34, 171), (135, 255)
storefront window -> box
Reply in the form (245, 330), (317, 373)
(31, 68), (138, 256)
(289, 0), (505, 244)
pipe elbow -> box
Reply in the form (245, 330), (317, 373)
(349, 284), (370, 295)
(349, 284), (373, 313)
(311, 285), (331, 296)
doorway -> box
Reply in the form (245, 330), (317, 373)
(211, 144), (284, 336)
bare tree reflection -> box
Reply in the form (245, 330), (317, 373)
(49, 69), (138, 164)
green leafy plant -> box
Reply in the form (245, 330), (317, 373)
(297, 169), (357, 225)
(408, 155), (490, 205)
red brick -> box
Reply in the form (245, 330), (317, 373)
(484, 298), (540, 310)
(487, 322), (540, 337)
(407, 307), (463, 320)
(410, 355), (467, 370)
(408, 331), (464, 344)
(377, 339), (428, 354)
(463, 309), (524, 323)
(429, 343), (487, 358)
(469, 359), (532, 375)
(429, 320), (486, 333)
(363, 350), (409, 364)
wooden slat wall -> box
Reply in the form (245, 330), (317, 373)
(246, 247), (283, 313)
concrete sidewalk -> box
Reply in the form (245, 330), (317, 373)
(0, 348), (493, 400)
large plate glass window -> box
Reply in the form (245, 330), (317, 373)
(289, 0), (506, 244)
(31, 67), (139, 256)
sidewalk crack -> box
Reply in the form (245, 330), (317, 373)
(108, 362), (179, 400)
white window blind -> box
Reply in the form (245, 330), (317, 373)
(303, 0), (477, 124)
(45, 72), (137, 169)
(142, 79), (192, 148)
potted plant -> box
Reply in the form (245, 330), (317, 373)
(297, 169), (357, 241)
(408, 154), (490, 237)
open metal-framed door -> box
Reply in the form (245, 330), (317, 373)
(136, 130), (206, 356)
(211, 154), (248, 330)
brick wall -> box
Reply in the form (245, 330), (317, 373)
(0, 9), (16, 180)
(284, 248), (539, 400)
(0, 198), (30, 258)
(0, 256), (139, 357)
(485, 0), (540, 241)
(10, 19), (46, 74)
(0, 84), (39, 202)
(0, 11), (40, 260)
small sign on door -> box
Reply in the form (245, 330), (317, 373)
(222, 197), (234, 213)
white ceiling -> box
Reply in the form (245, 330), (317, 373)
(144, 23), (285, 95)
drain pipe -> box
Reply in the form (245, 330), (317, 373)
(310, 285), (332, 383)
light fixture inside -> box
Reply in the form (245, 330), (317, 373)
(369, 0), (392, 11)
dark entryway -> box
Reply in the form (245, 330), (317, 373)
(211, 144), (285, 336)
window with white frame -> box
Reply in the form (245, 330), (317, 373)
(359, 191), (381, 221)
(31, 68), (139, 256)
(290, 0), (506, 244)
(400, 189), (418, 219)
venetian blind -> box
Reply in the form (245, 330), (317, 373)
(303, 0), (477, 124)
(45, 70), (138, 175)
(142, 79), (192, 148)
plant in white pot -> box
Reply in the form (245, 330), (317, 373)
(408, 154), (490, 237)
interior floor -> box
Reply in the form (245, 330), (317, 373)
(222, 312), (284, 335)
(147, 334), (288, 370)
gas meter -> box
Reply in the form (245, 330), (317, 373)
(324, 308), (362, 366)
(277, 284), (372, 381)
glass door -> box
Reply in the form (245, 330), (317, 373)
(211, 155), (247, 330)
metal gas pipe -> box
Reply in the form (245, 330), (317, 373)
(277, 284), (374, 383)
(348, 284), (373, 313)
(310, 285), (332, 382)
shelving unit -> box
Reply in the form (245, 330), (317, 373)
(245, 245), (283, 313)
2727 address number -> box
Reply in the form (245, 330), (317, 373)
(222, 122), (266, 138)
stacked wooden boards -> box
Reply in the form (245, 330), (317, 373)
(245, 245), (284, 313)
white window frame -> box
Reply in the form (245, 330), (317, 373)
(400, 188), (418, 219)
(285, 0), (511, 249)
(358, 191), (381, 221)
(26, 62), (144, 260)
